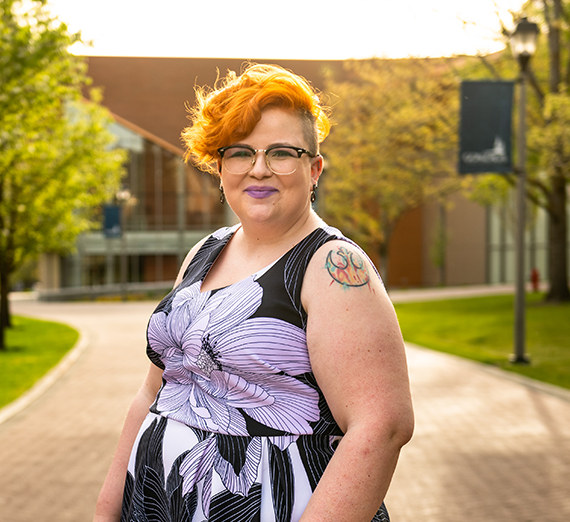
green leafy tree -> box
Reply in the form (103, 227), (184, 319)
(0, 0), (126, 349)
(462, 0), (570, 302)
(321, 58), (461, 284)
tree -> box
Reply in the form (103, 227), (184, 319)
(462, 0), (570, 302)
(321, 58), (461, 284)
(527, 0), (570, 301)
(0, 0), (126, 349)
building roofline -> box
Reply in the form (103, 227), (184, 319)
(110, 110), (186, 157)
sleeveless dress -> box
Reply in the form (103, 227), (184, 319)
(121, 225), (390, 522)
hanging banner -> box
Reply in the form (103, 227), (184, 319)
(103, 204), (122, 238)
(458, 81), (514, 174)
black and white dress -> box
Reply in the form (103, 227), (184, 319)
(121, 225), (390, 522)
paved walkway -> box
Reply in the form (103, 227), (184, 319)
(1, 290), (569, 522)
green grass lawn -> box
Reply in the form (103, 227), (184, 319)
(0, 316), (79, 410)
(394, 292), (570, 390)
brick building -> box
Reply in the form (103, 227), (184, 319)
(37, 56), (551, 295)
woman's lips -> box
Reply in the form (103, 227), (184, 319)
(244, 186), (278, 199)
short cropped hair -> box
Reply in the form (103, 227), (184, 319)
(181, 63), (331, 174)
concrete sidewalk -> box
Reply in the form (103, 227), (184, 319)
(388, 282), (543, 303)
(1, 293), (569, 521)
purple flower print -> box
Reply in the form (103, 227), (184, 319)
(147, 277), (320, 436)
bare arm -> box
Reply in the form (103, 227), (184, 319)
(299, 241), (414, 522)
(93, 363), (163, 522)
(94, 236), (208, 521)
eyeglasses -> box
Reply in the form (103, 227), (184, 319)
(217, 145), (315, 175)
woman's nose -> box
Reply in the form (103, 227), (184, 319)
(249, 151), (272, 177)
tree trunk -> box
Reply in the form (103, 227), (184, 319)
(546, 171), (570, 302)
(547, 0), (562, 93)
(0, 270), (10, 351)
(379, 217), (395, 292)
(379, 241), (389, 292)
(543, 0), (570, 302)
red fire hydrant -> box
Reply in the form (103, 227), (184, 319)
(530, 267), (540, 293)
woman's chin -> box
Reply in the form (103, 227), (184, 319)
(242, 207), (279, 224)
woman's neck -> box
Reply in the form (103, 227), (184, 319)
(237, 210), (324, 253)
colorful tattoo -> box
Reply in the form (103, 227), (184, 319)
(325, 246), (371, 290)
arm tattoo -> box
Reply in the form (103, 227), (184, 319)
(325, 246), (371, 290)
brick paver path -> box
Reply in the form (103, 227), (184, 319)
(386, 345), (570, 521)
(1, 298), (569, 522)
(0, 301), (154, 522)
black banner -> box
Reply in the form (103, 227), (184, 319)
(459, 81), (514, 174)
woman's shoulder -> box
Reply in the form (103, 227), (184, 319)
(311, 224), (366, 253)
(300, 234), (389, 321)
(309, 226), (376, 269)
(173, 225), (240, 287)
(302, 226), (384, 295)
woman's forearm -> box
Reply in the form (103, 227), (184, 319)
(93, 366), (163, 521)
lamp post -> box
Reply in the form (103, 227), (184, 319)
(116, 189), (131, 301)
(510, 17), (539, 364)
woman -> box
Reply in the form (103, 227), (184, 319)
(94, 63), (414, 522)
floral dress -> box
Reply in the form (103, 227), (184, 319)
(121, 225), (390, 522)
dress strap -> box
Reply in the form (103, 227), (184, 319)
(152, 226), (238, 317)
(283, 227), (345, 329)
(180, 226), (237, 285)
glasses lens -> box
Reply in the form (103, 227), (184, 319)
(223, 147), (254, 174)
(267, 148), (299, 174)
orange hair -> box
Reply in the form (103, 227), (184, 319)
(181, 63), (331, 174)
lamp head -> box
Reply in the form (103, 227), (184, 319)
(510, 17), (539, 71)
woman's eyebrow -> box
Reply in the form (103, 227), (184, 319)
(230, 141), (297, 149)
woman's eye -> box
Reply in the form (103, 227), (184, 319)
(270, 148), (296, 158)
(228, 149), (253, 158)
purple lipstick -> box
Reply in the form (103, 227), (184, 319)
(244, 186), (278, 199)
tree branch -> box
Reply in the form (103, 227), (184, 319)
(498, 173), (551, 215)
(543, 0), (552, 26)
(476, 54), (504, 80)
(525, 177), (554, 212)
(527, 65), (546, 106)
(544, 0), (562, 92)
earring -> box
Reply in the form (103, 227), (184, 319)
(219, 186), (225, 204)
(310, 184), (317, 203)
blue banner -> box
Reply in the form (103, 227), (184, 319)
(459, 81), (514, 174)
(103, 204), (122, 238)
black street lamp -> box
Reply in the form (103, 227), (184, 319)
(509, 17), (539, 364)
(511, 17), (540, 72)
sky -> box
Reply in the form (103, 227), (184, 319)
(44, 0), (528, 61)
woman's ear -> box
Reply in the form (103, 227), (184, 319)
(311, 155), (324, 184)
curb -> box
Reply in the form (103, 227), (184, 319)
(405, 342), (570, 403)
(0, 330), (90, 426)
